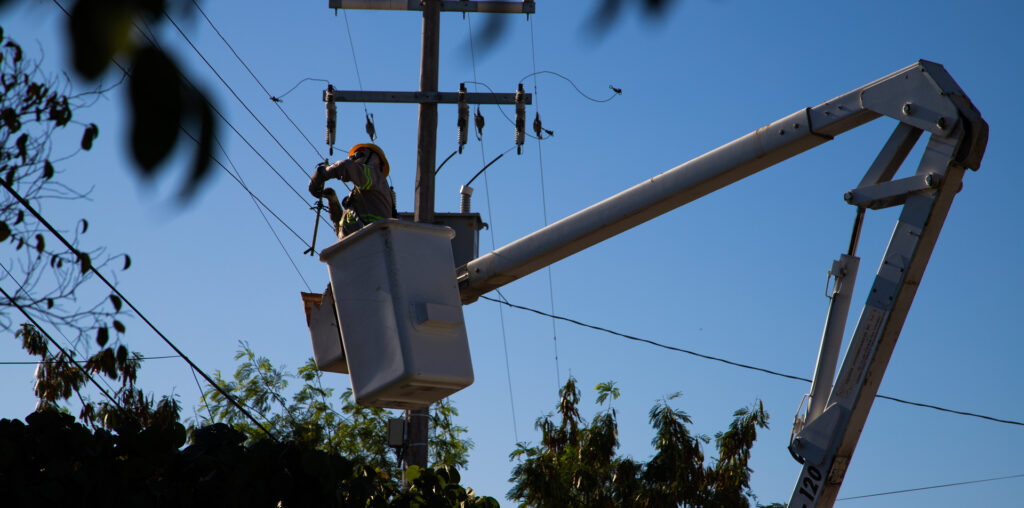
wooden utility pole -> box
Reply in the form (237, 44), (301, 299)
(324, 0), (534, 476)
(415, 0), (440, 225)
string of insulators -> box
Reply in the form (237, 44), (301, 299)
(514, 83), (526, 154)
(324, 84), (337, 156)
(457, 83), (469, 153)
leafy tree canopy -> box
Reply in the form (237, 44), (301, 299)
(508, 377), (779, 508)
(199, 341), (474, 480)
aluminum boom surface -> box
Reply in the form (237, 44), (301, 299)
(458, 61), (985, 305)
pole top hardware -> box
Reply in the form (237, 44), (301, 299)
(328, 0), (535, 14)
(321, 89), (531, 105)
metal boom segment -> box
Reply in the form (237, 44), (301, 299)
(456, 60), (987, 507)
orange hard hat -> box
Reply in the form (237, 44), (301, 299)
(349, 143), (390, 177)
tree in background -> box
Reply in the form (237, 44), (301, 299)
(201, 342), (474, 480)
(0, 25), (156, 429)
(508, 377), (779, 508)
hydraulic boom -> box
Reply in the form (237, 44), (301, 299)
(457, 61), (987, 507)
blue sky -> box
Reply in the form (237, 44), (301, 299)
(2, 0), (1023, 506)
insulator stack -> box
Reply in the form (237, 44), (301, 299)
(457, 83), (469, 153)
(459, 185), (473, 213)
(514, 83), (525, 154)
(324, 85), (337, 156)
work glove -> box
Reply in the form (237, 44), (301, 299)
(308, 162), (329, 198)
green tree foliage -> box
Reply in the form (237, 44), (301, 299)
(200, 342), (474, 480)
(508, 377), (777, 508)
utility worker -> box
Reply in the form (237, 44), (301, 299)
(308, 143), (396, 239)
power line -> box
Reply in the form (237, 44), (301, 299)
(189, 0), (326, 160)
(178, 124), (311, 249)
(137, 13), (333, 241)
(273, 78), (331, 101)
(0, 178), (279, 441)
(0, 255), (124, 402)
(0, 278), (122, 410)
(162, 10), (314, 180)
(130, 17), (316, 212)
(837, 473), (1024, 501)
(467, 13), (519, 444)
(518, 70), (622, 103)
(339, 8), (370, 117)
(481, 294), (1024, 428)
(526, 13), (562, 390)
(212, 133), (312, 291)
(0, 355), (178, 365)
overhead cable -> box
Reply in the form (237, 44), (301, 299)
(179, 128), (313, 250)
(0, 273), (122, 410)
(837, 473), (1024, 501)
(466, 13), (519, 443)
(213, 134), (313, 290)
(526, 15), (562, 389)
(0, 179), (279, 441)
(189, 0), (326, 160)
(518, 70), (622, 103)
(273, 77), (331, 102)
(132, 17), (316, 210)
(162, 11), (314, 179)
(481, 295), (1024, 428)
(0, 356), (178, 365)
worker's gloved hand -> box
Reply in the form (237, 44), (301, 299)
(308, 162), (329, 198)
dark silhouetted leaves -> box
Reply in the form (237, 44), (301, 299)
(46, 298), (54, 309)
(81, 123), (98, 150)
(80, 219), (88, 233)
(47, 95), (71, 126)
(0, 221), (9, 242)
(15, 132), (27, 162)
(43, 160), (54, 179)
(34, 233), (44, 254)
(69, 0), (133, 79)
(1, 107), (20, 132)
(178, 90), (215, 201)
(112, 320), (125, 334)
(4, 40), (21, 63)
(123, 254), (131, 270)
(77, 251), (91, 274)
(109, 294), (122, 312)
(129, 45), (181, 174)
(96, 326), (109, 347)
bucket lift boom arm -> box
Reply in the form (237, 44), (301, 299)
(457, 60), (987, 507)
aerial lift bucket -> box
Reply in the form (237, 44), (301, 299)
(305, 219), (474, 409)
